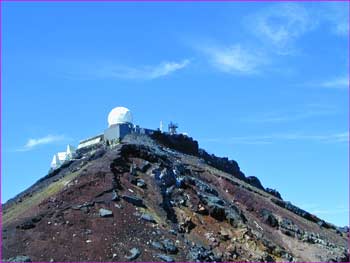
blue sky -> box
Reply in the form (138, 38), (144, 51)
(2, 2), (349, 226)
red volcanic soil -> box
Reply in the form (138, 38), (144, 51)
(2, 135), (349, 262)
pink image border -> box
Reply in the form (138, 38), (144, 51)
(0, 0), (348, 263)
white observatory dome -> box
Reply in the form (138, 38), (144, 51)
(108, 106), (133, 127)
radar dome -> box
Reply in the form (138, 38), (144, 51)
(108, 106), (133, 127)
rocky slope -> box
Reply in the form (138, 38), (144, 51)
(2, 134), (349, 262)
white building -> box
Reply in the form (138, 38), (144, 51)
(104, 106), (134, 143)
(50, 144), (76, 169)
(49, 106), (155, 170)
(77, 134), (104, 149)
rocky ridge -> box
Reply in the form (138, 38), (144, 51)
(2, 133), (349, 262)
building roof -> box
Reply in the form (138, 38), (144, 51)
(108, 106), (133, 127)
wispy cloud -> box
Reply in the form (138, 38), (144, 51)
(88, 59), (190, 80)
(200, 44), (267, 75)
(247, 3), (347, 55)
(320, 3), (349, 37)
(301, 75), (348, 89)
(249, 3), (316, 54)
(201, 132), (349, 145)
(319, 76), (348, 89)
(243, 105), (338, 123)
(196, 3), (346, 76)
(148, 60), (190, 79)
(17, 135), (67, 152)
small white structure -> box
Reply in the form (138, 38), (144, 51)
(107, 106), (133, 127)
(50, 144), (76, 169)
(66, 144), (76, 158)
(51, 154), (61, 169)
(77, 134), (103, 149)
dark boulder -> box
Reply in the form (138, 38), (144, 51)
(178, 217), (196, 233)
(122, 195), (146, 208)
(156, 254), (175, 262)
(188, 177), (218, 196)
(317, 220), (333, 229)
(161, 239), (178, 254)
(173, 164), (188, 175)
(188, 244), (222, 262)
(151, 241), (164, 251)
(125, 248), (141, 260)
(111, 190), (119, 201)
(129, 164), (137, 176)
(120, 144), (161, 163)
(110, 156), (129, 175)
(6, 256), (31, 262)
(141, 213), (156, 223)
(199, 194), (226, 206)
(158, 169), (177, 188)
(337, 226), (349, 233)
(132, 178), (146, 188)
(31, 215), (42, 223)
(151, 131), (199, 156)
(265, 188), (282, 200)
(279, 218), (303, 238)
(225, 205), (246, 226)
(17, 220), (35, 230)
(261, 253), (275, 262)
(199, 193), (227, 221)
(260, 209), (278, 228)
(87, 148), (106, 162)
(208, 204), (226, 221)
(138, 161), (151, 173)
(246, 176), (264, 190)
(198, 149), (246, 181)
(169, 229), (177, 235)
(271, 199), (320, 224)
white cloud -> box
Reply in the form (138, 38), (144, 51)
(320, 76), (348, 89)
(201, 132), (349, 145)
(149, 60), (190, 79)
(197, 3), (346, 76)
(250, 3), (315, 53)
(248, 3), (348, 55)
(334, 22), (348, 36)
(96, 59), (190, 80)
(201, 44), (266, 74)
(243, 105), (338, 123)
(17, 135), (66, 152)
(321, 3), (348, 37)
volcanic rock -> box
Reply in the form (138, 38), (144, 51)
(140, 213), (156, 223)
(122, 195), (145, 207)
(260, 209), (278, 228)
(125, 248), (141, 260)
(161, 239), (178, 254)
(6, 255), (31, 262)
(99, 208), (113, 217)
(155, 254), (175, 262)
(2, 134), (348, 262)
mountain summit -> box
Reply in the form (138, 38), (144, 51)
(2, 133), (348, 262)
